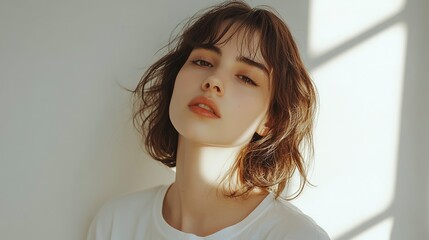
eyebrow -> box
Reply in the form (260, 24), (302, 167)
(195, 46), (269, 76)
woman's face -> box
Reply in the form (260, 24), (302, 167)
(169, 29), (271, 147)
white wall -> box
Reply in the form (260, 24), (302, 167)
(0, 1), (427, 240)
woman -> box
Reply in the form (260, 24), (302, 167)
(88, 1), (330, 239)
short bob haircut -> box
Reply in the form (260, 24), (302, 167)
(132, 0), (317, 199)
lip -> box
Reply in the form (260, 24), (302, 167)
(188, 96), (221, 118)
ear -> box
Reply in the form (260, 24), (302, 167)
(256, 114), (271, 137)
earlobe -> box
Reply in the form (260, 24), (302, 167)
(256, 115), (271, 136)
(256, 126), (270, 136)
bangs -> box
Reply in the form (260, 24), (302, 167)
(181, 7), (276, 71)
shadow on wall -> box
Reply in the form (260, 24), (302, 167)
(280, 0), (428, 239)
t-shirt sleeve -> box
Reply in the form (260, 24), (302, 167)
(267, 200), (331, 240)
(269, 221), (330, 240)
(86, 202), (114, 240)
(271, 222), (330, 240)
(85, 186), (162, 240)
(283, 227), (331, 240)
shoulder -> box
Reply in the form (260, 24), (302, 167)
(261, 197), (331, 240)
(86, 184), (167, 240)
(99, 184), (164, 214)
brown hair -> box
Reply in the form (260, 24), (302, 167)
(132, 0), (317, 199)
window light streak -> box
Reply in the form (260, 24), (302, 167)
(308, 0), (405, 57)
(292, 22), (407, 239)
(350, 217), (394, 240)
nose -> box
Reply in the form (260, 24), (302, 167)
(201, 76), (224, 96)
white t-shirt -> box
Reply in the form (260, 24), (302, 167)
(87, 185), (330, 240)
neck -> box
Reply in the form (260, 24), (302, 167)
(174, 135), (242, 212)
(162, 135), (268, 236)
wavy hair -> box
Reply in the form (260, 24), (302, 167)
(132, 0), (317, 199)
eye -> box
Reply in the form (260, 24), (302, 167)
(191, 59), (213, 67)
(237, 75), (258, 86)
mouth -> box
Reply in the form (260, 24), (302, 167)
(188, 96), (221, 118)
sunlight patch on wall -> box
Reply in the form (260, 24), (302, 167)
(291, 22), (407, 239)
(308, 0), (405, 57)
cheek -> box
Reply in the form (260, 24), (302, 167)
(223, 93), (269, 133)
(173, 67), (200, 92)
(169, 68), (198, 123)
(227, 88), (269, 116)
(171, 69), (191, 100)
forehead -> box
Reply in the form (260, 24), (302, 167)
(200, 21), (267, 65)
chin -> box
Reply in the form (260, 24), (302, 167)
(169, 108), (256, 147)
(178, 126), (254, 148)
(174, 122), (224, 145)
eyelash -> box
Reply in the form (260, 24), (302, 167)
(191, 59), (258, 86)
(237, 75), (257, 86)
(191, 59), (213, 67)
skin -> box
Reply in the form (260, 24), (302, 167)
(166, 26), (272, 236)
